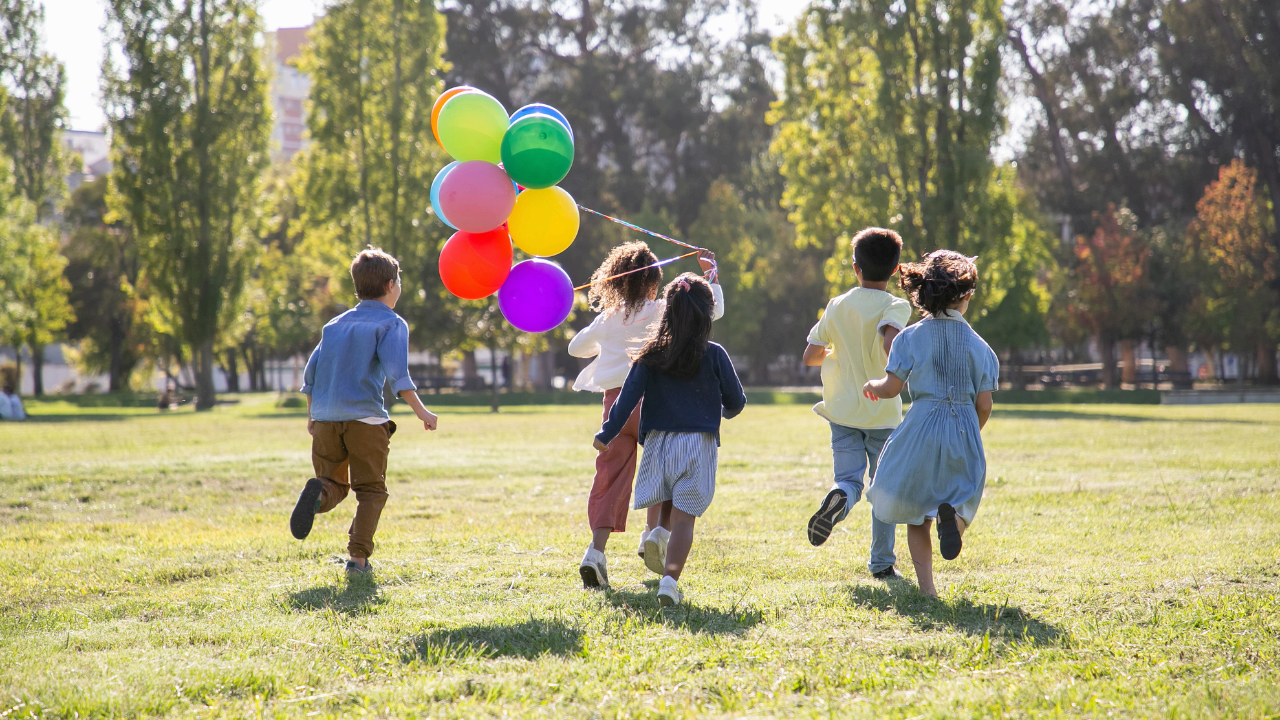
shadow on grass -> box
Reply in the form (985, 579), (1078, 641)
(848, 582), (1063, 646)
(403, 619), (583, 663)
(992, 408), (1266, 424)
(286, 579), (385, 616)
(605, 583), (764, 635)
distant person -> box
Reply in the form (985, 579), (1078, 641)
(593, 273), (745, 606)
(0, 386), (23, 420)
(863, 250), (998, 598)
(158, 384), (175, 412)
(569, 241), (723, 590)
(289, 247), (439, 577)
(801, 227), (911, 579)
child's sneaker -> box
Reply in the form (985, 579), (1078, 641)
(345, 559), (374, 576)
(643, 526), (670, 576)
(657, 575), (682, 606)
(937, 503), (963, 560)
(579, 544), (609, 590)
(290, 478), (325, 540)
(806, 487), (848, 546)
(636, 526), (650, 560)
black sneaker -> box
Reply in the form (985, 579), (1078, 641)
(290, 478), (324, 540)
(872, 566), (902, 580)
(937, 503), (963, 560)
(345, 559), (374, 575)
(806, 488), (848, 546)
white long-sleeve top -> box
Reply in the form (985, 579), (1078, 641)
(567, 283), (725, 392)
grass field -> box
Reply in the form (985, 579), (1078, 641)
(1, 395), (1278, 718)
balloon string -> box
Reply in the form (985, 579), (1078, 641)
(573, 251), (699, 291)
(577, 204), (718, 283)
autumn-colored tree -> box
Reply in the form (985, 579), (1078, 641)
(1064, 205), (1154, 388)
(1186, 160), (1279, 384)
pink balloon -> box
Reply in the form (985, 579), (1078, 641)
(438, 161), (517, 233)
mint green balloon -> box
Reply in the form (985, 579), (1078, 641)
(437, 92), (509, 163)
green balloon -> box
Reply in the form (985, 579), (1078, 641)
(500, 114), (575, 189)
(438, 92), (509, 163)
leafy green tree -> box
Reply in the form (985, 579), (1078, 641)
(0, 0), (67, 219)
(296, 0), (449, 344)
(62, 176), (150, 391)
(104, 0), (271, 409)
(771, 0), (1054, 364)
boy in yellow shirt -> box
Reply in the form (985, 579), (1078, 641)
(802, 228), (911, 578)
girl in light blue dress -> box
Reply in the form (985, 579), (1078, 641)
(862, 251), (998, 597)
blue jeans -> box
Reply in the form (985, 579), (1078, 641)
(830, 423), (897, 574)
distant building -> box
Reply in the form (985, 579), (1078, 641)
(61, 130), (111, 192)
(265, 26), (312, 162)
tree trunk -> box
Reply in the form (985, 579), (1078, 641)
(462, 350), (480, 390)
(1166, 346), (1192, 390)
(109, 318), (125, 392)
(223, 350), (240, 392)
(1009, 348), (1025, 390)
(488, 342), (499, 412)
(243, 346), (258, 392)
(31, 343), (44, 396)
(1119, 339), (1137, 386)
(1258, 342), (1279, 386)
(195, 338), (217, 410)
(1099, 333), (1118, 389)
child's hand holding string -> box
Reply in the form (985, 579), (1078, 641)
(696, 249), (717, 282)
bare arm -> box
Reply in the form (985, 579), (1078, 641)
(975, 390), (993, 430)
(802, 343), (827, 367)
(862, 373), (905, 400)
(399, 389), (438, 431)
(306, 393), (314, 435)
(882, 326), (900, 356)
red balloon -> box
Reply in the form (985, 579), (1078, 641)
(438, 160), (517, 233)
(439, 227), (513, 300)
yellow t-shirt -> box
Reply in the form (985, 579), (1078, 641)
(807, 287), (912, 429)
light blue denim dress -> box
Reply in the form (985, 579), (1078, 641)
(867, 310), (999, 526)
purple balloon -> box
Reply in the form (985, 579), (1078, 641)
(499, 259), (574, 333)
(438, 160), (517, 233)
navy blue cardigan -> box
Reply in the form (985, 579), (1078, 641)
(596, 342), (746, 446)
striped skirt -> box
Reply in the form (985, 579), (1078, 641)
(633, 431), (718, 517)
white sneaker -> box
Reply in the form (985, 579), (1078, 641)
(636, 526), (650, 560)
(657, 575), (682, 606)
(643, 526), (670, 576)
(579, 544), (609, 590)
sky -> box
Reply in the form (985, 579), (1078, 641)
(46, 0), (805, 133)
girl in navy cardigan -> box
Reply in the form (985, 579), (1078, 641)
(594, 273), (747, 606)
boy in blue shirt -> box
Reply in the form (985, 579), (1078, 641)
(290, 247), (438, 575)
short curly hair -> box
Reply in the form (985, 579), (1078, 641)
(899, 250), (978, 316)
(586, 241), (662, 320)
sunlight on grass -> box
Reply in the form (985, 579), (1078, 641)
(1, 395), (1278, 718)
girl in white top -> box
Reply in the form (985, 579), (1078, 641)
(569, 241), (723, 589)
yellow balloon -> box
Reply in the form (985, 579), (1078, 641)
(507, 186), (580, 257)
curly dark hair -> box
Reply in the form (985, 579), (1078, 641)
(586, 241), (663, 320)
(899, 250), (978, 316)
(634, 273), (714, 380)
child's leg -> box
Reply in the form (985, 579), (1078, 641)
(648, 504), (665, 531)
(864, 428), (896, 573)
(807, 424), (867, 546)
(310, 422), (352, 512)
(906, 521), (936, 597)
(344, 422), (392, 564)
(663, 507), (697, 580)
(587, 389), (642, 551)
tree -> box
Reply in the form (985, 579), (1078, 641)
(1185, 160), (1279, 384)
(104, 0), (271, 409)
(0, 0), (67, 219)
(296, 0), (450, 345)
(62, 176), (149, 391)
(771, 0), (1054, 348)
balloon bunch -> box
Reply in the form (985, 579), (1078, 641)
(431, 86), (580, 334)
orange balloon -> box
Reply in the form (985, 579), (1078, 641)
(438, 226), (513, 299)
(432, 86), (477, 148)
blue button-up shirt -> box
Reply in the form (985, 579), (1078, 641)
(300, 300), (417, 422)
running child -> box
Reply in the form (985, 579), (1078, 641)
(289, 247), (439, 576)
(593, 273), (746, 605)
(802, 228), (912, 579)
(862, 250), (998, 597)
(569, 242), (722, 589)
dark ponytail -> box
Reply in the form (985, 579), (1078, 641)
(634, 273), (714, 379)
(899, 250), (978, 317)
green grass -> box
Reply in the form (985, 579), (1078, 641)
(1, 395), (1278, 718)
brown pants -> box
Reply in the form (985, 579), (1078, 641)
(588, 387), (641, 532)
(311, 420), (394, 559)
